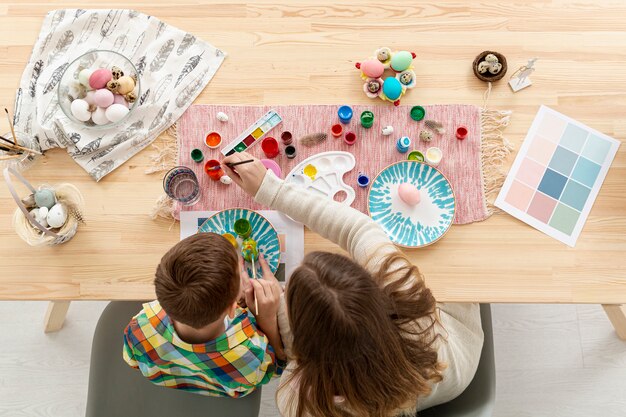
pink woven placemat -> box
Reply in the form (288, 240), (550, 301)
(176, 104), (500, 224)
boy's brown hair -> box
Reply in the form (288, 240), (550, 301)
(154, 233), (239, 329)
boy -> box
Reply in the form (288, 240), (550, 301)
(123, 232), (285, 398)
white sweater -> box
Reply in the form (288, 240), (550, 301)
(254, 172), (484, 415)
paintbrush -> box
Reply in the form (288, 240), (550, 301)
(0, 154), (21, 161)
(251, 257), (259, 315)
(5, 108), (17, 145)
(0, 135), (15, 146)
(207, 159), (255, 171)
(0, 135), (42, 155)
(0, 144), (20, 154)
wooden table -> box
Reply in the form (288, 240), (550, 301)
(1, 1), (625, 337)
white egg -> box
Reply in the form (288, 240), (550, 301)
(70, 99), (91, 122)
(47, 203), (68, 228)
(38, 206), (49, 219)
(30, 208), (48, 228)
(78, 68), (94, 87)
(216, 112), (229, 122)
(91, 107), (110, 125)
(105, 104), (129, 123)
(220, 175), (232, 185)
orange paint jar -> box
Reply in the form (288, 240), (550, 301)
(205, 132), (222, 149)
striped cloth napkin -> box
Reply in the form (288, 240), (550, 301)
(13, 9), (226, 181)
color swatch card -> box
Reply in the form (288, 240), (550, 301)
(495, 106), (620, 247)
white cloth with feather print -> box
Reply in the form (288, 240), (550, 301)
(13, 9), (226, 181)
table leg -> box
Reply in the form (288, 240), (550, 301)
(43, 301), (71, 333)
(602, 304), (626, 340)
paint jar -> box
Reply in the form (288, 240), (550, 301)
(396, 136), (411, 153)
(410, 106), (426, 121)
(204, 159), (224, 181)
(285, 145), (297, 159)
(205, 132), (222, 149)
(261, 137), (280, 158)
(338, 105), (353, 124)
(222, 232), (238, 248)
(425, 147), (443, 166)
(281, 131), (293, 145)
(234, 218), (252, 238)
(191, 148), (204, 163)
(407, 150), (425, 162)
(360, 111), (374, 128)
(331, 124), (343, 138)
(162, 166), (200, 206)
(344, 131), (357, 146)
(357, 173), (370, 188)
(261, 159), (282, 177)
(456, 126), (468, 140)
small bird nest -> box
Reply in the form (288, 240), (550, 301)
(473, 51), (507, 82)
(13, 183), (85, 246)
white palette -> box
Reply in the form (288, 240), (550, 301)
(285, 151), (356, 205)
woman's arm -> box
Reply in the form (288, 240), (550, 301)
(223, 152), (397, 270)
(257, 171), (395, 266)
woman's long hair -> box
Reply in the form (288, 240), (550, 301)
(282, 251), (444, 417)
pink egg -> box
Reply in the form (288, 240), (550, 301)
(112, 94), (129, 108)
(398, 183), (421, 206)
(94, 89), (114, 108)
(360, 59), (385, 78)
(84, 91), (96, 106)
(89, 68), (112, 89)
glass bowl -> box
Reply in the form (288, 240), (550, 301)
(58, 50), (141, 129)
(0, 130), (40, 172)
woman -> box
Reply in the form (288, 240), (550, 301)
(224, 152), (483, 417)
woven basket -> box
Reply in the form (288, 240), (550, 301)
(3, 167), (84, 246)
(473, 51), (507, 82)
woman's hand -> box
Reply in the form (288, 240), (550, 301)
(222, 151), (268, 197)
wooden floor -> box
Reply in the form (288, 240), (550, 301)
(0, 302), (624, 416)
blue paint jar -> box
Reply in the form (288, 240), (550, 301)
(396, 136), (411, 153)
(338, 105), (353, 124)
(357, 173), (370, 188)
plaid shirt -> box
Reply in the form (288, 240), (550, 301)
(123, 300), (278, 398)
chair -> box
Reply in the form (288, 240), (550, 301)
(418, 304), (496, 417)
(85, 301), (262, 417)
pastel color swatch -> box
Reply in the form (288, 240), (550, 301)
(560, 123), (588, 152)
(537, 169), (568, 200)
(527, 192), (558, 223)
(537, 111), (567, 142)
(527, 135), (557, 165)
(504, 180), (535, 211)
(571, 157), (601, 188)
(582, 134), (612, 164)
(495, 106), (620, 247)
(516, 158), (546, 188)
(548, 146), (578, 176)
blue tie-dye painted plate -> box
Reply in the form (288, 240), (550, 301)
(198, 208), (281, 276)
(368, 161), (456, 248)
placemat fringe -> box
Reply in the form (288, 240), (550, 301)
(481, 109), (513, 216)
(145, 124), (179, 175)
